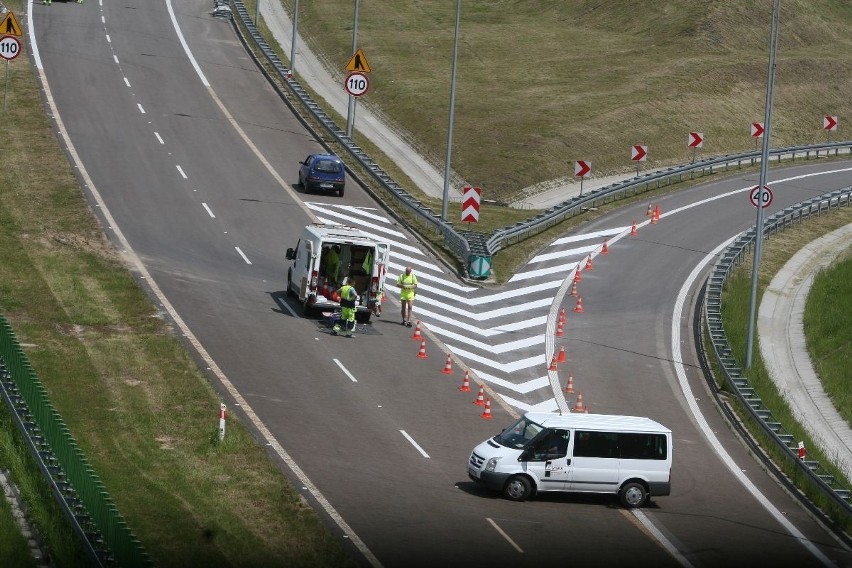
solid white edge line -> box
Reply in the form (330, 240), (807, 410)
(333, 359), (357, 382)
(399, 430), (430, 459)
(670, 238), (833, 566)
(632, 510), (694, 568)
(485, 518), (523, 553)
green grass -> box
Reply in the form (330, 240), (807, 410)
(716, 207), (852, 531)
(0, 475), (40, 568)
(277, 0), (852, 202)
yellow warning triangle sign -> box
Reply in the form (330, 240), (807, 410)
(0, 12), (22, 37)
(345, 48), (371, 73)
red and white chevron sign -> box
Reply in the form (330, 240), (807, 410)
(751, 122), (764, 138)
(631, 145), (648, 161)
(574, 160), (591, 178)
(824, 115), (838, 131)
(461, 186), (481, 223)
(688, 132), (704, 148)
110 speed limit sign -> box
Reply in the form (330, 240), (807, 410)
(344, 72), (370, 97)
(0, 36), (21, 61)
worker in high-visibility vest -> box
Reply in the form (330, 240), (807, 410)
(332, 282), (358, 337)
(397, 266), (417, 327)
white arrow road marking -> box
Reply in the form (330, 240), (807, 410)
(473, 370), (551, 394)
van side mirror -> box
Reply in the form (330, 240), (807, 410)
(285, 248), (296, 260)
(518, 449), (531, 462)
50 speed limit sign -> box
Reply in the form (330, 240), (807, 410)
(0, 36), (21, 61)
(344, 72), (370, 97)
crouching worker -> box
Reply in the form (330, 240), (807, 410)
(332, 282), (359, 338)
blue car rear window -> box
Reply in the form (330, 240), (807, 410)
(315, 160), (342, 173)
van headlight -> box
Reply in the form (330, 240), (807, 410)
(485, 457), (502, 472)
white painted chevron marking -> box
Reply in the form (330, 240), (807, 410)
(307, 202), (390, 224)
(508, 261), (580, 283)
(474, 369), (551, 394)
(315, 217), (423, 254)
(412, 307), (547, 336)
(549, 227), (622, 247)
(496, 395), (560, 413)
(312, 208), (407, 239)
(531, 243), (598, 263)
(447, 345), (543, 373)
(384, 287), (551, 320)
(385, 261), (479, 293)
(426, 324), (545, 353)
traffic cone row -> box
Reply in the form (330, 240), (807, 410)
(570, 281), (578, 297)
(574, 296), (584, 313)
(601, 240), (609, 255)
(630, 220), (638, 236)
(549, 356), (558, 371)
(585, 255), (594, 271)
(573, 393), (586, 413)
(555, 318), (564, 337)
(481, 397), (493, 419)
(574, 268), (582, 283)
(473, 384), (485, 406)
(416, 339), (428, 359)
(411, 320), (422, 340)
(559, 307), (566, 324)
(557, 345), (566, 363)
(645, 202), (653, 216)
(651, 204), (661, 224)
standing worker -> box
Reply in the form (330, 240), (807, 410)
(325, 245), (341, 286)
(332, 281), (358, 338)
(397, 266), (417, 327)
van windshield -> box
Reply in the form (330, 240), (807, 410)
(494, 416), (544, 449)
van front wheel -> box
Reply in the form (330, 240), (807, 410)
(503, 476), (532, 501)
(619, 481), (648, 508)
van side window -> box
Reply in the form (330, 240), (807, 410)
(620, 433), (667, 460)
(573, 431), (619, 459)
(528, 429), (570, 461)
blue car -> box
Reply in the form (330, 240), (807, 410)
(298, 153), (346, 197)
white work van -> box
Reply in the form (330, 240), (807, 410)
(468, 411), (672, 508)
(285, 223), (391, 322)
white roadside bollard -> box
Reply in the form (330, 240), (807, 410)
(219, 403), (227, 441)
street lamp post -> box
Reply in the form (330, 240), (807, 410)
(290, 0), (299, 75)
(745, 0), (781, 368)
(441, 0), (462, 222)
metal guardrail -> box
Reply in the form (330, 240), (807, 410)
(228, 1), (473, 267)
(227, 1), (851, 274)
(703, 187), (852, 517)
(0, 317), (152, 568)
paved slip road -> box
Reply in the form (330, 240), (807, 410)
(30, 1), (852, 566)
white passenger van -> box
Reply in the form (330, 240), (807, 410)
(468, 412), (672, 508)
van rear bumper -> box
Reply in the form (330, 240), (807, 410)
(648, 481), (671, 496)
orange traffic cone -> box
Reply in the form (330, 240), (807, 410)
(557, 345), (566, 363)
(601, 240), (609, 255)
(473, 385), (485, 406)
(559, 307), (566, 324)
(481, 397), (493, 420)
(630, 220), (638, 236)
(411, 320), (422, 340)
(585, 255), (594, 271)
(574, 296), (584, 313)
(645, 202), (653, 216)
(651, 204), (661, 224)
(574, 393), (586, 413)
(549, 356), (558, 371)
(570, 281), (579, 297)
(574, 268), (582, 283)
(416, 340), (428, 359)
(441, 353), (454, 375)
(555, 319), (564, 337)
(459, 370), (471, 392)
(563, 372), (574, 394)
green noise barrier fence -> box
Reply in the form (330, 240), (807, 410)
(0, 315), (151, 568)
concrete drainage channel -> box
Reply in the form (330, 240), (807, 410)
(0, 467), (50, 567)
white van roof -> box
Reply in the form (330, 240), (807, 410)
(524, 412), (671, 434)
